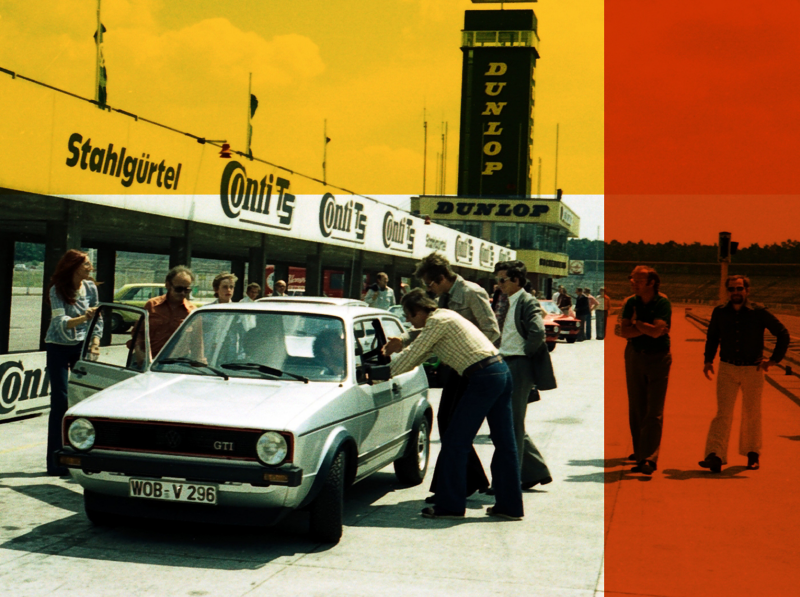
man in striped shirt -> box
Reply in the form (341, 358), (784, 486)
(384, 289), (524, 521)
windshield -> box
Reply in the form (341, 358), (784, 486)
(540, 301), (563, 316)
(152, 310), (347, 382)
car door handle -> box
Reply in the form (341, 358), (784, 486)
(392, 383), (401, 393)
(72, 368), (87, 376)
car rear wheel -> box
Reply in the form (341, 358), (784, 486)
(394, 416), (430, 486)
(308, 451), (345, 543)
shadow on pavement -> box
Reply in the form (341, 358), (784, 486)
(780, 435), (800, 441)
(661, 465), (750, 480)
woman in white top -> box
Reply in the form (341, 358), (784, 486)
(44, 250), (103, 475)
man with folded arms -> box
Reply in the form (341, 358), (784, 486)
(383, 289), (523, 521)
(619, 266), (671, 476)
(699, 275), (790, 473)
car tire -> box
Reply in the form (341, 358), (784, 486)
(308, 451), (345, 543)
(393, 416), (430, 486)
(110, 313), (129, 334)
(84, 491), (120, 526)
(566, 337), (577, 344)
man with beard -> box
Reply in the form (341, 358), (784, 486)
(699, 275), (790, 473)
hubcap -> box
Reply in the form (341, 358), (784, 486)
(417, 422), (429, 469)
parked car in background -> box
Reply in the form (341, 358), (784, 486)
(14, 263), (28, 271)
(539, 299), (580, 344)
(57, 298), (432, 543)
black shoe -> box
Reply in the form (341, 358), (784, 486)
(486, 506), (523, 521)
(627, 453), (636, 461)
(747, 452), (760, 470)
(480, 487), (495, 496)
(699, 453), (722, 473)
(424, 495), (437, 504)
(631, 460), (656, 475)
(522, 476), (553, 490)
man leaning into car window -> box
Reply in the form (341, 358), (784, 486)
(382, 289), (524, 522)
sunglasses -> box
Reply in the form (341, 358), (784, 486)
(496, 277), (509, 284)
(172, 286), (193, 294)
(727, 286), (745, 292)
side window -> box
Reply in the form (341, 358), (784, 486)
(353, 322), (366, 367)
(380, 319), (404, 362)
(88, 305), (150, 371)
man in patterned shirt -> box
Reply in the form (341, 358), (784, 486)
(384, 289), (523, 521)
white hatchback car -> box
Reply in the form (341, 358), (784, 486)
(57, 298), (432, 543)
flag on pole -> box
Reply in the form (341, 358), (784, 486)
(250, 94), (259, 118)
(326, 137), (331, 144)
(95, 23), (108, 106)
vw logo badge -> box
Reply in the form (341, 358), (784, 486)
(165, 430), (182, 449)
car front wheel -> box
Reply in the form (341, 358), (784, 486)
(394, 416), (430, 486)
(566, 337), (577, 344)
(84, 490), (121, 526)
(308, 451), (345, 543)
(110, 313), (130, 334)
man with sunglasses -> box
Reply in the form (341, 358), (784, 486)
(143, 265), (198, 357)
(699, 275), (790, 473)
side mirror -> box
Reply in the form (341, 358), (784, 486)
(364, 363), (391, 383)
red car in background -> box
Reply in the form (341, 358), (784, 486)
(539, 300), (581, 344)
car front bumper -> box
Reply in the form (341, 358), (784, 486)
(56, 448), (304, 487)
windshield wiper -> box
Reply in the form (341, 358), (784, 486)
(157, 357), (229, 380)
(220, 362), (309, 383)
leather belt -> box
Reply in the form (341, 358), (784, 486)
(721, 357), (760, 367)
(463, 355), (503, 376)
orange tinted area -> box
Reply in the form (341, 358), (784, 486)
(605, 1), (800, 595)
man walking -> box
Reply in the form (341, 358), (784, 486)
(414, 252), (500, 498)
(596, 287), (609, 340)
(495, 260), (555, 489)
(619, 266), (672, 475)
(699, 275), (790, 473)
(383, 290), (523, 521)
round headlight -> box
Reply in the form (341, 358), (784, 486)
(256, 432), (288, 465)
(68, 418), (96, 451)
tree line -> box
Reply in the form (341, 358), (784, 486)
(568, 239), (800, 264)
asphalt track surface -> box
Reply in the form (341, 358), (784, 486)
(604, 305), (800, 597)
(0, 337), (604, 596)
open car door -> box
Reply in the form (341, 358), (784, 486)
(67, 303), (151, 407)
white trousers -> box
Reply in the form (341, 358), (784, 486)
(703, 361), (763, 463)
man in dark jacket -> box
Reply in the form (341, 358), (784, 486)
(495, 260), (556, 489)
(699, 275), (790, 473)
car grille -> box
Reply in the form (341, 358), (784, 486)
(559, 322), (578, 330)
(90, 419), (262, 460)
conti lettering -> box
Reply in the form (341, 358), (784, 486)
(455, 235), (474, 264)
(0, 361), (50, 416)
(220, 161), (294, 225)
(319, 193), (367, 241)
(382, 212), (415, 252)
(65, 133), (182, 190)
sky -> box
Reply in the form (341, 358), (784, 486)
(0, 0), (604, 225)
(605, 0), (800, 247)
